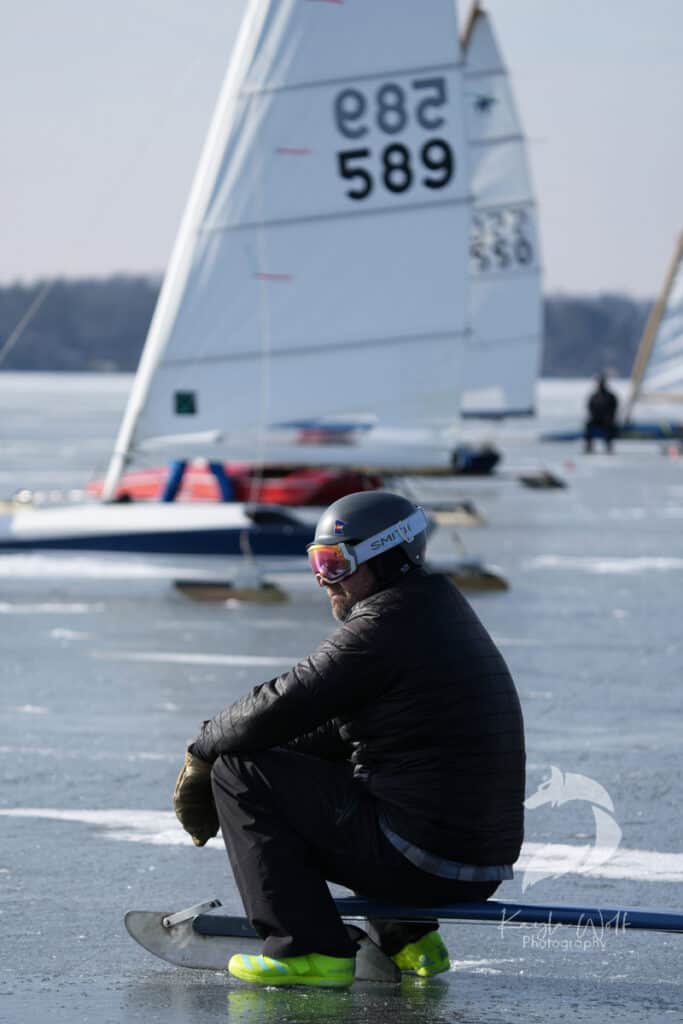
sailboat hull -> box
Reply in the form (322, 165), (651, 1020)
(541, 421), (683, 443)
(87, 463), (382, 506)
(0, 503), (317, 558)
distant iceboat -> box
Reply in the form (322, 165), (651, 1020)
(460, 2), (543, 421)
(86, 462), (382, 507)
(543, 233), (683, 444)
(622, 231), (683, 438)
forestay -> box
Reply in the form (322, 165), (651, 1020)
(103, 0), (471, 497)
(460, 3), (542, 418)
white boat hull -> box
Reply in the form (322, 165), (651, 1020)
(0, 501), (319, 559)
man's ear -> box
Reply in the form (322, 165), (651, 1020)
(359, 561), (380, 590)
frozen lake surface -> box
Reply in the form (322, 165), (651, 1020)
(0, 374), (681, 1023)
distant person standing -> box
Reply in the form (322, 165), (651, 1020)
(584, 374), (619, 453)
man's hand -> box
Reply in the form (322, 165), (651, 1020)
(173, 750), (219, 847)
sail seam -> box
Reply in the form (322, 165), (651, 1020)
(161, 329), (471, 368)
(202, 194), (472, 234)
(238, 61), (463, 97)
(470, 267), (540, 283)
(474, 198), (536, 213)
(464, 333), (539, 348)
(465, 68), (506, 80)
(470, 133), (524, 148)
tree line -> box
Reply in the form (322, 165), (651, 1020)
(0, 276), (652, 377)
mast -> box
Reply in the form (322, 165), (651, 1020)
(460, 1), (484, 50)
(101, 1), (267, 501)
(624, 231), (683, 425)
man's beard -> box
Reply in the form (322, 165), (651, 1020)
(330, 593), (353, 622)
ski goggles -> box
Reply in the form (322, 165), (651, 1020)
(307, 541), (357, 585)
(307, 507), (429, 586)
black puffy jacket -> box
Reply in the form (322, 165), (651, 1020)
(193, 570), (525, 866)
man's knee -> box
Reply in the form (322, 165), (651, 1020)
(210, 752), (249, 798)
(210, 748), (286, 798)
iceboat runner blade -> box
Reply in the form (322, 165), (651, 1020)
(124, 907), (256, 971)
(124, 899), (400, 982)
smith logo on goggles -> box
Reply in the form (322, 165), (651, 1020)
(307, 508), (428, 585)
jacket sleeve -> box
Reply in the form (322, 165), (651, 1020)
(286, 718), (350, 761)
(191, 615), (388, 762)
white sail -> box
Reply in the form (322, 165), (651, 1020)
(103, 0), (471, 496)
(460, 3), (542, 418)
(627, 232), (683, 415)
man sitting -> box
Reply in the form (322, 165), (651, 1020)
(174, 490), (526, 987)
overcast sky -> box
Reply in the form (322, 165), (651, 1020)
(2, 0), (682, 297)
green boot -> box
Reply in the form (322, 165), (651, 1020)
(228, 951), (355, 988)
(391, 930), (450, 977)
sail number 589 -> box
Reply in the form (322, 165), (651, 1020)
(333, 77), (455, 200)
(334, 78), (448, 138)
(338, 140), (454, 200)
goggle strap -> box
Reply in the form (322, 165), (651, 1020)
(353, 508), (428, 566)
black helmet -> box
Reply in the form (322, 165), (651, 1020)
(310, 490), (428, 570)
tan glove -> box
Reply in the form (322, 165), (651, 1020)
(173, 750), (219, 847)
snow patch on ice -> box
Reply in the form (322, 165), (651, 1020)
(527, 555), (683, 574)
(2, 809), (682, 882)
(0, 601), (104, 614)
(90, 650), (293, 668)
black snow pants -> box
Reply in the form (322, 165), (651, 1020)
(211, 748), (498, 959)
